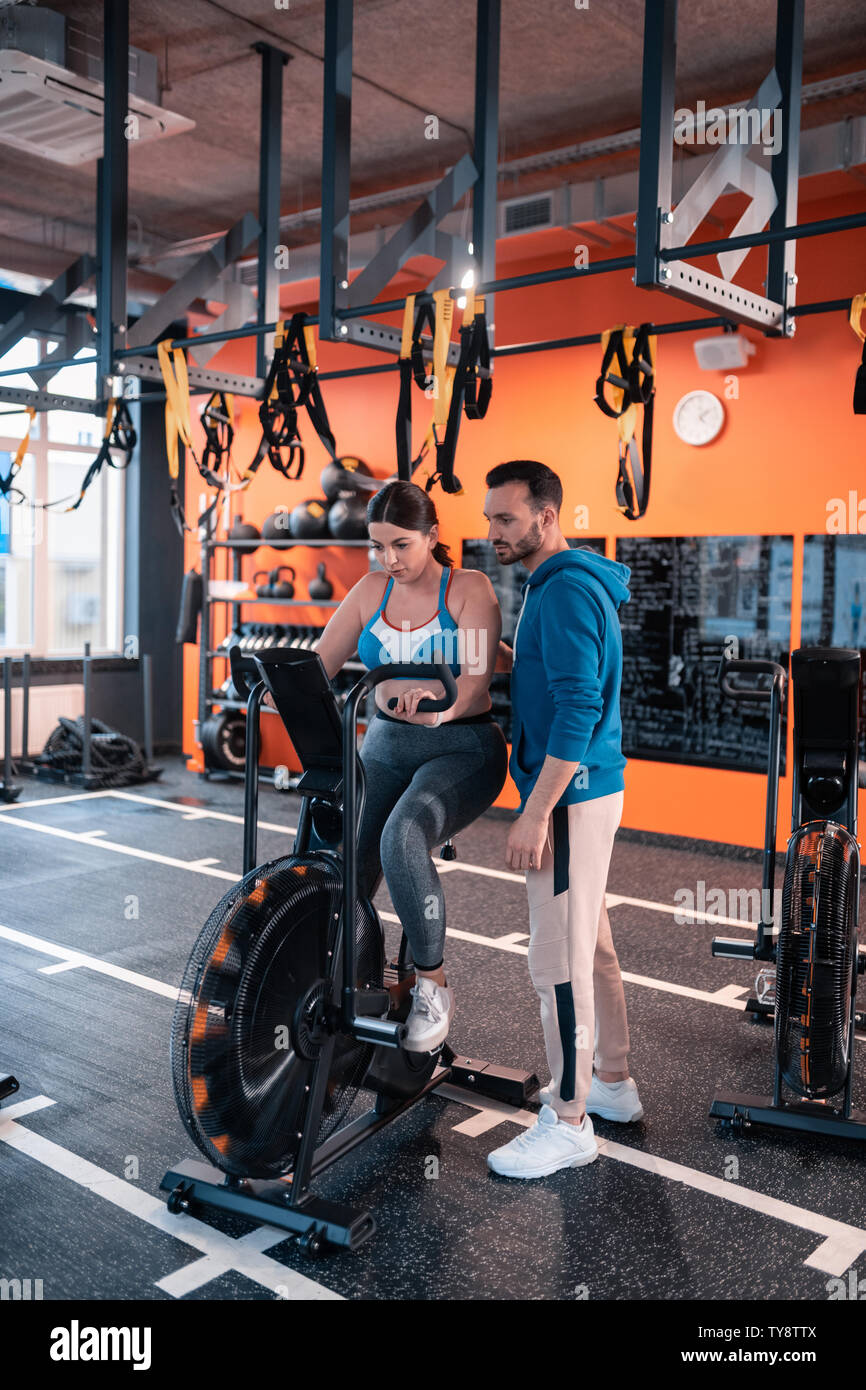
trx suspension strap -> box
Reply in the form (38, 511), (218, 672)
(593, 323), (656, 521)
(850, 294), (866, 414)
(158, 344), (240, 535)
(40, 398), (136, 513)
(424, 288), (492, 496)
(249, 314), (337, 482)
(0, 407), (35, 504)
(158, 338), (197, 534)
(395, 290), (455, 483)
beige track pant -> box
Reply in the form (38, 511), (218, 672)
(525, 791), (629, 1118)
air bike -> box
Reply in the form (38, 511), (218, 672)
(710, 647), (866, 1142)
(162, 646), (537, 1254)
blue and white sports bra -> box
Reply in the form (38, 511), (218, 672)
(357, 566), (461, 676)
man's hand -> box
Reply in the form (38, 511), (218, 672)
(505, 811), (549, 873)
(391, 687), (440, 725)
(495, 641), (513, 673)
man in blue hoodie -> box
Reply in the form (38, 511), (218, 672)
(483, 460), (643, 1179)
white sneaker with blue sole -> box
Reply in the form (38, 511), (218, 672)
(538, 1075), (644, 1122)
(487, 1105), (598, 1178)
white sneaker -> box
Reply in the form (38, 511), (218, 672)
(487, 1105), (598, 1178)
(538, 1075), (643, 1122)
(403, 976), (454, 1053)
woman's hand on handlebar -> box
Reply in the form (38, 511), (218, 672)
(390, 687), (441, 725)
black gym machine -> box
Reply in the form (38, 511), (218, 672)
(162, 645), (538, 1254)
(710, 647), (866, 1142)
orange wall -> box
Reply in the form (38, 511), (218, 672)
(182, 186), (866, 850)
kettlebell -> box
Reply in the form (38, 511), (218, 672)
(254, 569), (273, 598)
(261, 508), (293, 543)
(272, 566), (296, 599)
(229, 515), (261, 546)
(308, 561), (333, 601)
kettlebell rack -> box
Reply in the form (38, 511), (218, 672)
(197, 534), (370, 780)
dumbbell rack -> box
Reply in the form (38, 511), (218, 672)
(197, 534), (370, 780)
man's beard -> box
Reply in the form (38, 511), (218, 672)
(494, 519), (544, 565)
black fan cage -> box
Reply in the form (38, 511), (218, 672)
(170, 853), (384, 1179)
(775, 823), (860, 1099)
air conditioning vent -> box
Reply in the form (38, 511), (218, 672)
(0, 50), (194, 165)
(502, 194), (554, 235)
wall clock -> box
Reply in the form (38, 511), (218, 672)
(673, 389), (725, 446)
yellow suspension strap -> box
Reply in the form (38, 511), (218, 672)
(593, 323), (656, 520)
(0, 407), (36, 504)
(850, 293), (866, 414)
(395, 290), (455, 483)
(426, 287), (491, 496)
(40, 397), (136, 514)
(158, 338), (200, 534)
(250, 313), (337, 482)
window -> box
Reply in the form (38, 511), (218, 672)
(0, 337), (125, 657)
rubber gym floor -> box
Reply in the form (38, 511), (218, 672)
(2, 762), (865, 1303)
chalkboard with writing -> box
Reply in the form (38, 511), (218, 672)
(801, 534), (866, 759)
(615, 536), (793, 772)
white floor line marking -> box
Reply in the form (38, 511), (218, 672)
(80, 829), (107, 838)
(0, 1104), (341, 1300)
(39, 961), (82, 975)
(0, 918), (748, 1014)
(436, 1084), (866, 1277)
(2, 789), (769, 934)
(0, 790), (115, 811)
(0, 787), (296, 837)
(1, 815), (239, 881)
(157, 1224), (298, 1298)
(188, 858), (222, 868)
(1, 1095), (55, 1121)
(108, 789), (295, 835)
(0, 925), (179, 1001)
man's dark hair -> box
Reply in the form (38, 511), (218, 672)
(485, 459), (562, 513)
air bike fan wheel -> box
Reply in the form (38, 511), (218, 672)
(775, 823), (860, 1100)
(171, 853), (383, 1179)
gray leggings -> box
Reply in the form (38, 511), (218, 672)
(357, 711), (508, 970)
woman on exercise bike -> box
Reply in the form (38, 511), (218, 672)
(313, 478), (507, 1052)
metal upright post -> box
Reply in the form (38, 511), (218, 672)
(142, 653), (154, 766)
(2, 657), (21, 802)
(20, 652), (30, 768)
(96, 0), (129, 400)
(766, 0), (805, 331)
(82, 641), (93, 783)
(472, 0), (501, 350)
(634, 0), (678, 289)
(254, 43), (291, 380)
(319, 0), (354, 342)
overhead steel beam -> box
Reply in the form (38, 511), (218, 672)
(254, 43), (291, 378)
(320, 0), (353, 341)
(30, 314), (95, 388)
(473, 0), (500, 351)
(119, 354), (265, 398)
(124, 213), (260, 352)
(635, 0), (677, 289)
(344, 154), (478, 310)
(634, 0), (803, 333)
(0, 255), (95, 362)
(766, 0), (805, 332)
(0, 384), (99, 415)
(96, 0), (129, 400)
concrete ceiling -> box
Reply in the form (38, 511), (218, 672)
(0, 0), (865, 293)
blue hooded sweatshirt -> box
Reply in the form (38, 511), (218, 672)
(509, 547), (631, 812)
